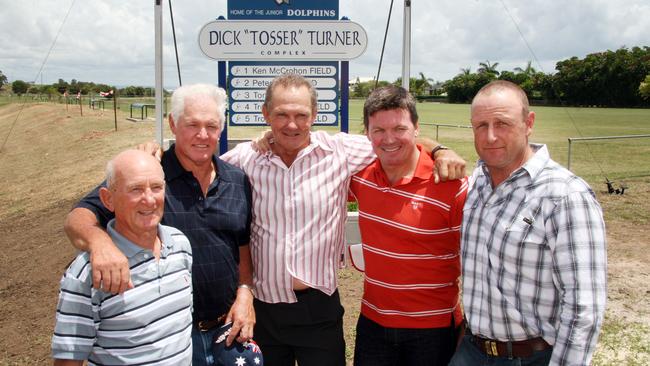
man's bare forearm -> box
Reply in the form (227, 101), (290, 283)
(238, 245), (254, 287)
(63, 207), (110, 252)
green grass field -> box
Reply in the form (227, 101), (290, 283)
(342, 100), (650, 185)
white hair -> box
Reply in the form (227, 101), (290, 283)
(170, 83), (227, 130)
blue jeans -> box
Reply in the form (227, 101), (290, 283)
(448, 335), (553, 366)
(353, 314), (456, 366)
(192, 325), (220, 366)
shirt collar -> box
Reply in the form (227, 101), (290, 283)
(162, 143), (227, 183)
(107, 220), (170, 258)
(371, 144), (431, 186)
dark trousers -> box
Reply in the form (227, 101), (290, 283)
(254, 288), (346, 366)
(353, 314), (457, 366)
(448, 335), (553, 366)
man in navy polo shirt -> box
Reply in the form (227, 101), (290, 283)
(64, 84), (254, 366)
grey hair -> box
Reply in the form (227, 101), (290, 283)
(105, 157), (118, 189)
(472, 80), (530, 119)
(170, 84), (227, 130)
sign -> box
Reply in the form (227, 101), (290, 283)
(228, 0), (338, 20)
(199, 20), (367, 61)
(228, 61), (339, 126)
(215, 0), (359, 128)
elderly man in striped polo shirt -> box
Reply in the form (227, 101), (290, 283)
(52, 150), (193, 365)
(349, 85), (468, 366)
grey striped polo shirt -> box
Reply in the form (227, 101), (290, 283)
(52, 221), (193, 365)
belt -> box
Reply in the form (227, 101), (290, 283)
(471, 335), (551, 358)
(194, 313), (227, 332)
(293, 287), (317, 296)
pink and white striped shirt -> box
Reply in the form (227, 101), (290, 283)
(221, 131), (375, 303)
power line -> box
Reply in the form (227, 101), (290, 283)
(1, 0), (77, 153)
(498, 0), (607, 179)
(374, 0), (395, 90)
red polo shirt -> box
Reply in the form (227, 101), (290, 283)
(350, 145), (467, 328)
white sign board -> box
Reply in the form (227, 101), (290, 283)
(199, 20), (367, 60)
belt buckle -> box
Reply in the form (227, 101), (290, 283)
(484, 340), (499, 356)
(198, 320), (212, 332)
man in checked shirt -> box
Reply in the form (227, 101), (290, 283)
(449, 80), (607, 366)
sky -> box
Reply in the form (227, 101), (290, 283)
(1, 0), (649, 89)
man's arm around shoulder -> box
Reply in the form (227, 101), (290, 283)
(64, 207), (132, 294)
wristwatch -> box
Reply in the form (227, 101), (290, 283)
(238, 284), (256, 297)
(431, 144), (449, 157)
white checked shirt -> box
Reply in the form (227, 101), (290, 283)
(222, 131), (375, 303)
(461, 144), (607, 366)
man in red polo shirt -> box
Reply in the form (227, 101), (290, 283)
(349, 85), (468, 366)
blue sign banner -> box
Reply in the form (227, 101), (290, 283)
(228, 0), (338, 20)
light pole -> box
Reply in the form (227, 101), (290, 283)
(401, 0), (411, 91)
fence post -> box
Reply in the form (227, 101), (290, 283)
(567, 138), (572, 171)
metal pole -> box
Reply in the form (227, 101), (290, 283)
(567, 138), (572, 171)
(341, 61), (349, 133)
(154, 0), (164, 145)
(401, 0), (411, 91)
(113, 90), (118, 131)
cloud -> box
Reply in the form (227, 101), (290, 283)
(0, 0), (648, 86)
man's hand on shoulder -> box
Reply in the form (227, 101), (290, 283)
(136, 140), (163, 162)
(433, 148), (466, 183)
(64, 208), (133, 294)
(89, 240), (134, 294)
(251, 130), (274, 154)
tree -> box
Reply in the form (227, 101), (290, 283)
(478, 60), (500, 77)
(0, 70), (7, 89)
(554, 47), (650, 106)
(640, 75), (650, 100)
(514, 61), (536, 77)
(12, 80), (29, 95)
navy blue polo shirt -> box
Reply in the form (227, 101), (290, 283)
(76, 144), (252, 320)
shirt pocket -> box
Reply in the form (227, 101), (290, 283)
(504, 202), (546, 247)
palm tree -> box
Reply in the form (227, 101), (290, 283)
(459, 67), (472, 76)
(514, 61), (536, 77)
(478, 60), (500, 76)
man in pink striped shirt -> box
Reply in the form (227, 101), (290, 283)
(222, 74), (465, 366)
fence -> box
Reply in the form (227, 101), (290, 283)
(419, 122), (472, 141)
(567, 134), (650, 171)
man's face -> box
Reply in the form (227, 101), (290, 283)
(170, 95), (222, 167)
(262, 85), (315, 154)
(367, 108), (419, 171)
(471, 89), (534, 179)
(108, 158), (165, 239)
